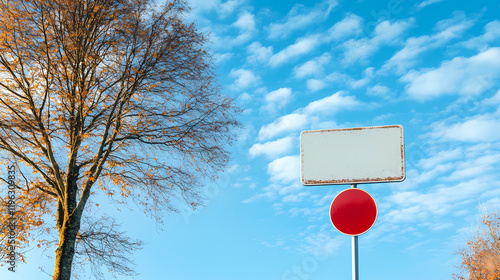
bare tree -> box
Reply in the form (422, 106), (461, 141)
(0, 0), (239, 279)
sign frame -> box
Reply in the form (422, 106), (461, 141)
(300, 125), (405, 186)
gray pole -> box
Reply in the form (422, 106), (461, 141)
(351, 184), (359, 280)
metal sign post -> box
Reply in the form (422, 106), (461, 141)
(352, 235), (358, 280)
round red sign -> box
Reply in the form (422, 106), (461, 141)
(330, 188), (377, 236)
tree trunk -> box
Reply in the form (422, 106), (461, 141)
(52, 211), (82, 280)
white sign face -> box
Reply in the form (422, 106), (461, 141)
(300, 125), (405, 185)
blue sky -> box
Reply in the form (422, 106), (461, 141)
(5, 0), (500, 279)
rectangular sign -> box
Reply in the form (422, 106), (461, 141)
(300, 125), (405, 185)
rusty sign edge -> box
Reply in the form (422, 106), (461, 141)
(300, 125), (405, 186)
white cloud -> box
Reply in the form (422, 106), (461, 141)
(314, 67), (374, 88)
(373, 19), (413, 42)
(267, 8), (322, 40)
(342, 39), (377, 65)
(188, 0), (220, 12)
(242, 156), (306, 204)
(257, 113), (309, 141)
(383, 13), (474, 73)
(301, 226), (343, 257)
(279, 182), (303, 196)
(403, 48), (500, 100)
(267, 0), (338, 39)
(310, 120), (339, 130)
(399, 147), (464, 187)
(324, 71), (352, 84)
(294, 53), (332, 78)
(267, 155), (300, 184)
(230, 68), (260, 89)
(433, 12), (474, 41)
(214, 52), (233, 64)
(238, 92), (252, 103)
(208, 10), (257, 50)
(232, 11), (256, 45)
(447, 154), (500, 180)
(304, 91), (362, 115)
(241, 190), (276, 204)
(307, 79), (328, 92)
(265, 87), (292, 104)
(349, 67), (374, 88)
(385, 179), (490, 223)
(282, 191), (309, 203)
(464, 20), (500, 49)
(417, 0), (445, 9)
(188, 0), (246, 18)
(483, 89), (500, 105)
(326, 13), (363, 41)
(343, 19), (413, 64)
(233, 11), (255, 31)
(261, 87), (292, 113)
(269, 35), (320, 67)
(323, 0), (338, 15)
(249, 136), (294, 159)
(406, 164), (454, 187)
(247, 42), (273, 64)
(367, 84), (395, 100)
(258, 91), (362, 140)
(417, 148), (462, 170)
(383, 36), (430, 72)
(438, 115), (500, 142)
(310, 67), (373, 91)
(219, 0), (245, 18)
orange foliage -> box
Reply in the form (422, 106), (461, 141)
(454, 212), (500, 280)
(0, 178), (56, 264)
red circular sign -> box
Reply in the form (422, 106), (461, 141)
(330, 188), (377, 236)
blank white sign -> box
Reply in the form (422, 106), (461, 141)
(300, 125), (405, 185)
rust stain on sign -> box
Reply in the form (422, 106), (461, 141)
(300, 125), (405, 186)
(302, 176), (405, 185)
